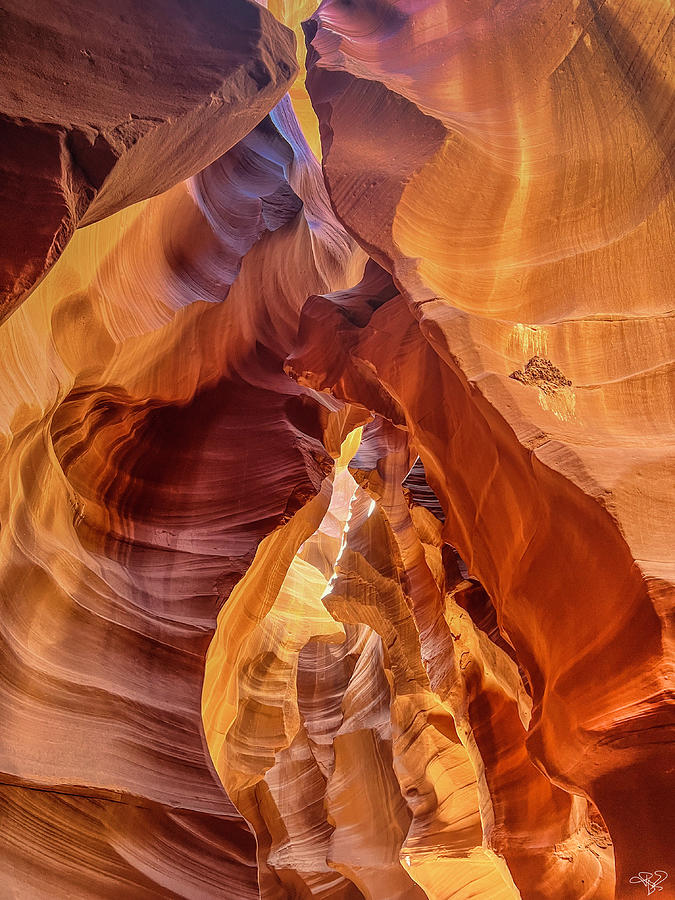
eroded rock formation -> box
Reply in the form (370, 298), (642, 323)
(295, 0), (674, 891)
(0, 87), (366, 895)
(0, 0), (297, 320)
(0, 0), (672, 898)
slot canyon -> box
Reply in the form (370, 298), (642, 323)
(0, 0), (672, 897)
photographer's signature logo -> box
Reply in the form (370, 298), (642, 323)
(629, 871), (668, 895)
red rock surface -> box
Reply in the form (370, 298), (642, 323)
(0, 0), (297, 320)
(293, 1), (674, 892)
(0, 1), (673, 898)
(0, 92), (365, 895)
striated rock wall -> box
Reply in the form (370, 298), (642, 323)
(0, 0), (672, 898)
(0, 91), (365, 896)
(293, 1), (673, 892)
(0, 0), (297, 320)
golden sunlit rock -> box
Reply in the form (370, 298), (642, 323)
(0, 0), (297, 321)
(0, 0), (672, 897)
(266, 0), (324, 159)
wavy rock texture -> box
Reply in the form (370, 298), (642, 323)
(288, 257), (673, 898)
(1, 0), (673, 898)
(356, 418), (616, 898)
(295, 2), (674, 894)
(265, 0), (323, 158)
(0, 91), (366, 896)
(0, 0), (297, 321)
(204, 423), (517, 899)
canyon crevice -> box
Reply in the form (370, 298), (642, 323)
(0, 1), (672, 898)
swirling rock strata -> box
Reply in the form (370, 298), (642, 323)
(299, 2), (674, 893)
(0, 0), (297, 321)
(0, 93), (364, 896)
(0, 0), (672, 897)
(288, 265), (672, 896)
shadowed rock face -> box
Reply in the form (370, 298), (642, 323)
(0, 1), (673, 898)
(294, 0), (674, 891)
(0, 95), (366, 896)
(0, 0), (298, 321)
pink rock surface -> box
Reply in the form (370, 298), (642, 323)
(0, 0), (297, 320)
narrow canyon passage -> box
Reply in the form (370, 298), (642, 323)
(0, 0), (672, 898)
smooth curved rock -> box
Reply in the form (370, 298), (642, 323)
(0, 0), (297, 321)
(288, 264), (672, 897)
(265, 0), (323, 158)
(0, 0), (672, 896)
(299, 3), (674, 893)
(0, 96), (365, 896)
